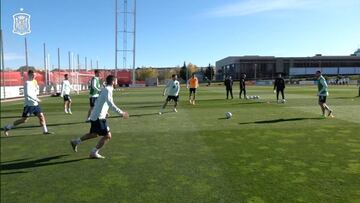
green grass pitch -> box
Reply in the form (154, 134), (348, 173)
(1, 85), (360, 203)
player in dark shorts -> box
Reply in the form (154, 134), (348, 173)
(160, 74), (181, 114)
(239, 73), (247, 99)
(70, 75), (129, 159)
(316, 71), (334, 118)
(224, 76), (233, 99)
(187, 74), (199, 105)
(274, 73), (286, 103)
(3, 70), (52, 136)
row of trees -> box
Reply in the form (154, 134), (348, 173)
(136, 62), (215, 81)
(13, 63), (216, 82)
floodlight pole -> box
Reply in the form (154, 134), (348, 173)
(115, 0), (118, 74)
(132, 0), (136, 86)
(47, 54), (51, 88)
(77, 54), (80, 89)
(57, 48), (60, 89)
(0, 28), (5, 99)
(0, 0), (4, 99)
(85, 57), (87, 70)
(115, 0), (136, 86)
(43, 43), (48, 87)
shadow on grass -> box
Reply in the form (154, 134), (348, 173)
(333, 96), (359, 99)
(136, 105), (162, 109)
(0, 115), (21, 119)
(0, 121), (86, 131)
(130, 112), (164, 117)
(0, 158), (31, 164)
(0, 155), (87, 172)
(0, 171), (29, 175)
(239, 117), (323, 125)
(232, 101), (266, 105)
(108, 112), (171, 118)
(0, 134), (38, 139)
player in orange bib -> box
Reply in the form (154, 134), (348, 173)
(187, 73), (199, 105)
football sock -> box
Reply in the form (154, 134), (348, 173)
(75, 138), (81, 144)
(42, 125), (48, 133)
(91, 148), (98, 154)
(5, 124), (14, 130)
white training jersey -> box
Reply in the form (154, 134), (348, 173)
(61, 80), (73, 96)
(165, 80), (180, 96)
(90, 86), (124, 120)
(24, 80), (40, 106)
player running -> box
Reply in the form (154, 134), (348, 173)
(159, 74), (180, 114)
(3, 70), (52, 136)
(60, 74), (78, 114)
(187, 73), (199, 105)
(70, 75), (129, 159)
(316, 71), (334, 118)
(86, 70), (101, 122)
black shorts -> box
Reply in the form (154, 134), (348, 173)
(22, 105), (42, 117)
(63, 95), (71, 102)
(166, 95), (179, 102)
(90, 119), (110, 136)
(89, 97), (98, 107)
(189, 88), (196, 94)
(319, 96), (327, 103)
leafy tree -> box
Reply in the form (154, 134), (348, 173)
(179, 61), (187, 81)
(187, 63), (198, 76)
(158, 68), (179, 81)
(180, 62), (199, 81)
(135, 67), (158, 81)
(205, 63), (215, 80)
(17, 65), (35, 72)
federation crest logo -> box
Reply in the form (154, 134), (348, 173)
(13, 10), (31, 36)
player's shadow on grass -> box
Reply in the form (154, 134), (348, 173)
(130, 112), (166, 117)
(0, 115), (21, 119)
(333, 96), (359, 99)
(0, 158), (31, 164)
(0, 121), (86, 131)
(239, 117), (323, 125)
(0, 171), (29, 175)
(136, 105), (163, 109)
(0, 155), (87, 173)
(232, 101), (266, 105)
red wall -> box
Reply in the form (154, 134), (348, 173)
(1, 70), (132, 86)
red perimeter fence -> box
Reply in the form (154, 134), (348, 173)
(0, 70), (132, 87)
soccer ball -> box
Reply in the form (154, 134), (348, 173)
(225, 112), (232, 119)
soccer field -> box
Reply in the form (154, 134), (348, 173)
(1, 85), (360, 203)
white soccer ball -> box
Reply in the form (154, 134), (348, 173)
(225, 112), (232, 119)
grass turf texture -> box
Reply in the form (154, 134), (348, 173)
(1, 85), (360, 203)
